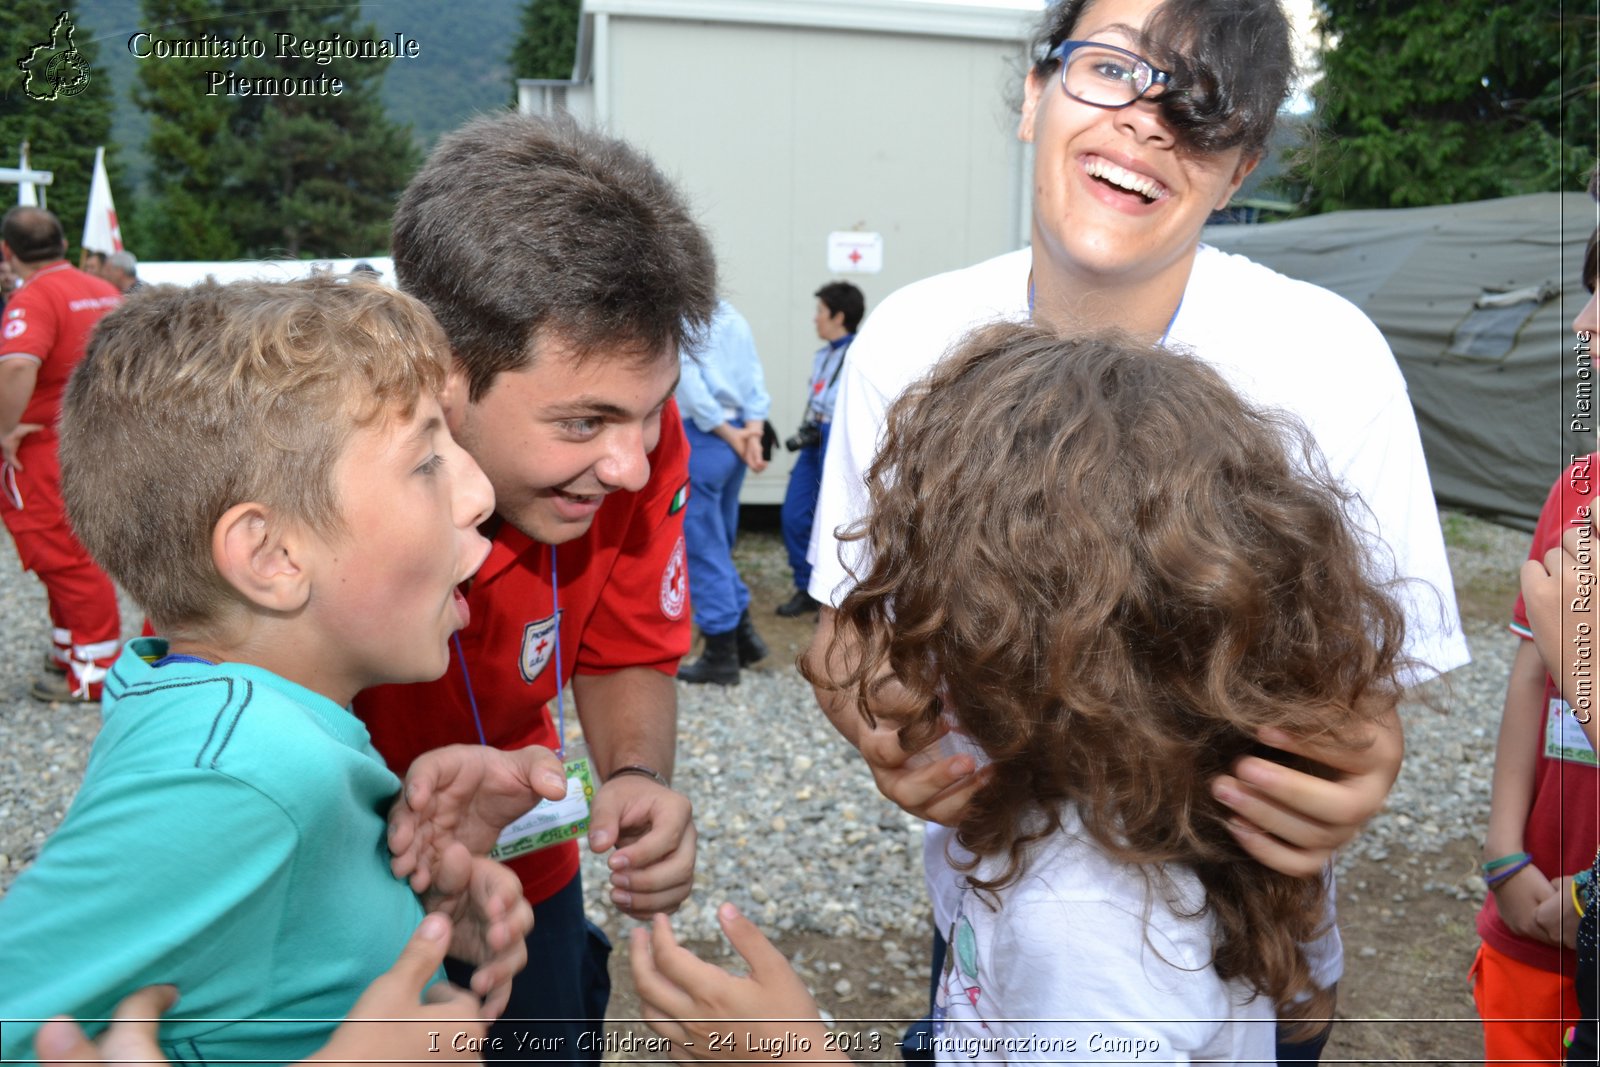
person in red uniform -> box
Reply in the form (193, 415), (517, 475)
(0, 207), (122, 702)
(354, 113), (715, 1061)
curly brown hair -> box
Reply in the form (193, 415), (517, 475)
(816, 323), (1407, 1032)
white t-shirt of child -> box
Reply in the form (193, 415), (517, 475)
(927, 806), (1276, 1066)
(808, 245), (1471, 990)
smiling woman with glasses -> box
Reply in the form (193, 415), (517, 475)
(624, 0), (1473, 1065)
(800, 0), (1466, 1063)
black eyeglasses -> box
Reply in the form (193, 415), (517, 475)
(1046, 40), (1172, 110)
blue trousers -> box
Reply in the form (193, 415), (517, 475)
(683, 422), (750, 634)
(779, 423), (830, 591)
(443, 872), (612, 1063)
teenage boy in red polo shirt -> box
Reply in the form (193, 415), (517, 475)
(355, 113), (715, 1062)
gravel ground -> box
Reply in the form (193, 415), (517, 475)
(0, 510), (1532, 952)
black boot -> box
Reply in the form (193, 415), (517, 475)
(735, 609), (768, 667)
(775, 588), (822, 618)
(677, 630), (740, 685)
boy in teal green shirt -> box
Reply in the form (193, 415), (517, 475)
(0, 277), (561, 1063)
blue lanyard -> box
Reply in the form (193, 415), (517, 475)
(454, 542), (566, 758)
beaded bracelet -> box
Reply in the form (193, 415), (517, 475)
(1486, 858), (1534, 888)
(1483, 851), (1532, 874)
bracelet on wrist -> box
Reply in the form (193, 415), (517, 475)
(1486, 858), (1534, 888)
(1482, 851), (1531, 874)
(1574, 877), (1589, 918)
(609, 764), (671, 789)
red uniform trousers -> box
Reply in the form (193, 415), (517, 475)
(1, 433), (120, 696)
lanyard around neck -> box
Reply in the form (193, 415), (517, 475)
(454, 542), (567, 758)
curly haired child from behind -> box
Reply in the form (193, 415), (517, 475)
(629, 323), (1410, 1064)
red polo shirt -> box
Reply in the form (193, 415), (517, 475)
(0, 261), (121, 428)
(356, 400), (693, 905)
(0, 262), (121, 533)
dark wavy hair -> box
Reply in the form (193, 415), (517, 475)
(1029, 0), (1294, 156)
(392, 112), (717, 399)
(817, 323), (1406, 1033)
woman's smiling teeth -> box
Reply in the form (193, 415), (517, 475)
(1084, 156), (1168, 202)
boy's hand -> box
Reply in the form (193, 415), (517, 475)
(1489, 863), (1561, 946)
(1208, 705), (1403, 880)
(1533, 873), (1583, 950)
(589, 774), (695, 918)
(630, 904), (840, 1063)
(389, 744), (568, 893)
(34, 985), (178, 1066)
(313, 912), (487, 1063)
(420, 856), (535, 1018)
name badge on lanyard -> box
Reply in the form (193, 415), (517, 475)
(483, 542), (597, 859)
(1545, 697), (1599, 767)
(491, 742), (596, 860)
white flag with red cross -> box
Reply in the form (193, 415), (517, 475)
(81, 146), (121, 255)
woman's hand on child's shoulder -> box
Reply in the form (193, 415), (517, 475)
(312, 912), (490, 1064)
(856, 718), (988, 827)
(630, 903), (843, 1063)
(1210, 701), (1404, 879)
(34, 984), (177, 1066)
(32, 915), (489, 1067)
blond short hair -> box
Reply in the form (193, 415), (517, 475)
(61, 276), (449, 632)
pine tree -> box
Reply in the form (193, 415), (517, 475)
(127, 0), (239, 259)
(1290, 1), (1597, 212)
(127, 0), (419, 259)
(219, 3), (420, 258)
(508, 0), (582, 84)
(0, 3), (119, 257)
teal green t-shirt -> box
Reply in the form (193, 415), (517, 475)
(0, 639), (431, 1063)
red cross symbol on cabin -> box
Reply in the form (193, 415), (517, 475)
(848, 247), (863, 265)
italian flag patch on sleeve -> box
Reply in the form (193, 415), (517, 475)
(669, 481), (689, 515)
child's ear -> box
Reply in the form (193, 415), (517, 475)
(212, 502), (311, 612)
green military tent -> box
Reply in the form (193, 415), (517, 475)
(1203, 192), (1595, 529)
